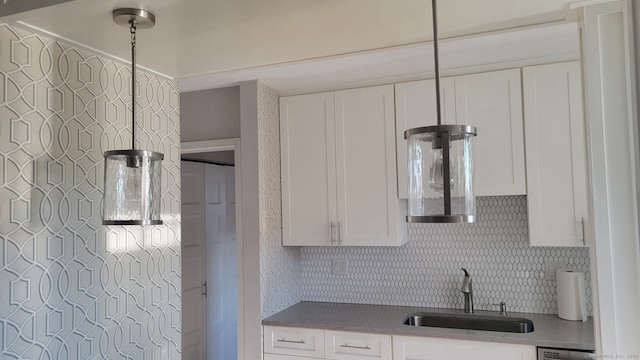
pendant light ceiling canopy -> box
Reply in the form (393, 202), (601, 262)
(102, 8), (164, 226)
(404, 0), (478, 224)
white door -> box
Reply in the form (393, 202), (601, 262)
(182, 161), (238, 360)
(205, 164), (238, 360)
(224, 165), (238, 359)
(181, 161), (207, 359)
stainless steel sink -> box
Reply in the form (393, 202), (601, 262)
(403, 313), (534, 333)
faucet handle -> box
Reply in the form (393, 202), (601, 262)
(492, 302), (508, 316)
(461, 268), (472, 293)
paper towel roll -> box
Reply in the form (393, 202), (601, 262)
(556, 269), (587, 321)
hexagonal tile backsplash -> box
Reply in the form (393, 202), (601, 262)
(300, 196), (592, 315)
(0, 24), (181, 359)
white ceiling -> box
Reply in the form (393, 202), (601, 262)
(1, 0), (582, 93)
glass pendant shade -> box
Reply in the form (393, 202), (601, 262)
(405, 125), (477, 223)
(103, 150), (164, 225)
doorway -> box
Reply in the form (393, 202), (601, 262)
(181, 147), (239, 360)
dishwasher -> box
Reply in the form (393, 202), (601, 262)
(538, 347), (595, 359)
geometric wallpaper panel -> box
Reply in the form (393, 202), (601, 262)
(0, 23), (181, 359)
(300, 196), (592, 316)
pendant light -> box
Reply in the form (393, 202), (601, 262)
(404, 0), (477, 223)
(102, 8), (164, 226)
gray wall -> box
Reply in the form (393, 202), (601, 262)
(255, 82), (301, 319)
(181, 86), (240, 142)
(238, 80), (302, 359)
(0, 24), (182, 358)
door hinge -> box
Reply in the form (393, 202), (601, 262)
(201, 281), (207, 297)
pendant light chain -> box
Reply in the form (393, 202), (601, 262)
(130, 20), (137, 150)
(432, 0), (442, 127)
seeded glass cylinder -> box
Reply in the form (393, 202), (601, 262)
(103, 150), (164, 225)
(405, 125), (476, 223)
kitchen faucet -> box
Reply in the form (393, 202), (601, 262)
(461, 268), (474, 314)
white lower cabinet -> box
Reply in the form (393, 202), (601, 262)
(392, 335), (536, 360)
(264, 327), (392, 360)
(264, 326), (536, 360)
(325, 330), (392, 360)
(264, 326), (324, 359)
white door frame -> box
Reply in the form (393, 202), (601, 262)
(580, 0), (640, 355)
(181, 138), (245, 360)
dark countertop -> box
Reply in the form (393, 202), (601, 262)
(262, 301), (595, 351)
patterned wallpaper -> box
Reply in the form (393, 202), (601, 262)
(0, 24), (182, 359)
(300, 196), (592, 315)
(257, 82), (301, 318)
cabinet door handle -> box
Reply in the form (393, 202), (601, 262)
(581, 217), (586, 246)
(330, 222), (336, 244)
(340, 344), (371, 350)
(277, 338), (306, 344)
(337, 221), (342, 245)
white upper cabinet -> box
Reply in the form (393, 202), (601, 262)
(280, 85), (407, 246)
(523, 61), (588, 247)
(334, 86), (405, 246)
(394, 78), (456, 199)
(395, 69), (526, 198)
(280, 92), (336, 246)
(454, 69), (526, 196)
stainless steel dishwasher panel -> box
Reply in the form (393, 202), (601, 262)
(538, 347), (595, 360)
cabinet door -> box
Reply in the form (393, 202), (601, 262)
(325, 330), (392, 360)
(523, 61), (588, 247)
(454, 69), (526, 196)
(264, 326), (324, 358)
(280, 92), (337, 246)
(394, 78), (456, 199)
(392, 335), (536, 360)
(334, 85), (405, 246)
